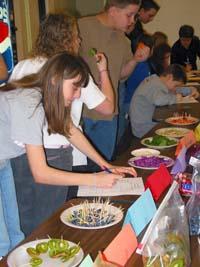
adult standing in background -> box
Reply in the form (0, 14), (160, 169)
(171, 25), (200, 71)
(78, 0), (150, 171)
(126, 0), (160, 52)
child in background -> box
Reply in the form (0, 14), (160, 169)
(152, 31), (168, 47)
(129, 64), (191, 138)
(148, 42), (171, 75)
(78, 0), (150, 168)
(117, 34), (154, 143)
(171, 25), (200, 71)
(127, 0), (160, 52)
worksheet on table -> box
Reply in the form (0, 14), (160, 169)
(77, 178), (145, 197)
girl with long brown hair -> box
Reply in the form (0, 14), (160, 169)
(1, 52), (136, 237)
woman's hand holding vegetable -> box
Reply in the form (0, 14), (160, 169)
(95, 52), (108, 73)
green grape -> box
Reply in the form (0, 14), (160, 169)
(36, 242), (48, 253)
(26, 247), (40, 258)
(47, 239), (58, 250)
(29, 257), (43, 267)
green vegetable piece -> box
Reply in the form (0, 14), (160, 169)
(169, 258), (184, 267)
(26, 247), (40, 258)
(56, 239), (69, 252)
(48, 239), (58, 250)
(69, 245), (80, 256)
(88, 48), (97, 57)
(48, 249), (60, 258)
(29, 257), (43, 267)
(36, 242), (48, 253)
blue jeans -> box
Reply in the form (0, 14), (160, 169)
(83, 116), (118, 161)
(117, 82), (130, 144)
(0, 160), (24, 256)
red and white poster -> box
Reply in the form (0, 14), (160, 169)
(0, 0), (14, 81)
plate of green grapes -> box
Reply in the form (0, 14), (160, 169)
(7, 238), (83, 267)
(141, 135), (178, 149)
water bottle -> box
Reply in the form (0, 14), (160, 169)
(186, 157), (200, 236)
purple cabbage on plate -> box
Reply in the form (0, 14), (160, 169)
(130, 156), (173, 168)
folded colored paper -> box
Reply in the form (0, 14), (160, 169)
(145, 164), (172, 201)
(103, 224), (138, 267)
(123, 189), (157, 236)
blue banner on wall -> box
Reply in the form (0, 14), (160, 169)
(0, 0), (14, 80)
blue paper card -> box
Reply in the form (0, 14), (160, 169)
(123, 189), (157, 236)
(79, 254), (93, 267)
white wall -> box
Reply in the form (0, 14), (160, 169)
(76, 0), (104, 16)
(144, 0), (200, 46)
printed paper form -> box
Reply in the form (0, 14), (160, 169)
(77, 178), (144, 197)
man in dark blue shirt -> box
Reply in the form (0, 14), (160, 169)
(171, 25), (200, 70)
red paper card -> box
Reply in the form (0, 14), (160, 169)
(145, 164), (172, 201)
(103, 224), (138, 267)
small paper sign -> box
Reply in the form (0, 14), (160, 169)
(145, 164), (172, 201)
(103, 224), (138, 267)
(123, 189), (157, 236)
(79, 254), (93, 267)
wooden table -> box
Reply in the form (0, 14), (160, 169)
(187, 71), (200, 83)
(1, 104), (200, 267)
(153, 102), (200, 123)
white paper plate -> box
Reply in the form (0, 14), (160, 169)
(128, 155), (174, 170)
(7, 239), (84, 267)
(131, 148), (160, 157)
(155, 127), (191, 138)
(165, 116), (199, 126)
(141, 137), (178, 149)
(60, 203), (123, 230)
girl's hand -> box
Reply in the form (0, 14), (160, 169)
(90, 172), (122, 188)
(133, 43), (150, 63)
(95, 52), (108, 72)
(104, 165), (137, 177)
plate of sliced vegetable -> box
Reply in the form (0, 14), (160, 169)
(141, 135), (178, 149)
(60, 199), (123, 230)
(155, 127), (191, 138)
(7, 238), (83, 267)
(128, 155), (174, 170)
(131, 148), (160, 157)
(165, 116), (199, 126)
